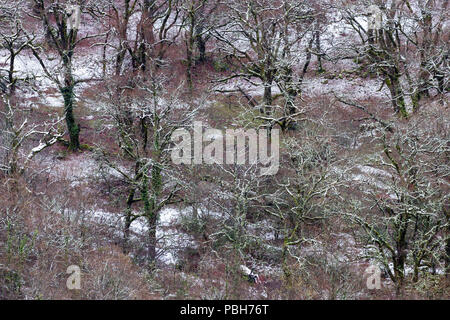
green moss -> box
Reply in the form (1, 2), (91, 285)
(80, 144), (94, 151)
(213, 59), (229, 72)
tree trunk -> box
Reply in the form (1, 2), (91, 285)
(314, 29), (324, 73)
(393, 254), (406, 296)
(413, 10), (433, 108)
(115, 45), (126, 77)
(186, 42), (194, 92)
(263, 84), (272, 115)
(147, 220), (157, 268)
(61, 85), (80, 151)
(8, 49), (16, 95)
(195, 21), (206, 63)
(142, 156), (162, 267)
(393, 212), (408, 296)
(196, 35), (206, 63)
(386, 75), (408, 118)
(138, 0), (156, 72)
(412, 261), (419, 283)
(186, 15), (195, 92)
(123, 187), (136, 251)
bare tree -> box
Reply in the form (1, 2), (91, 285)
(338, 0), (449, 117)
(346, 110), (449, 295)
(181, 0), (218, 91)
(99, 0), (183, 76)
(0, 97), (64, 176)
(213, 0), (316, 120)
(28, 0), (104, 150)
(0, 0), (63, 176)
(265, 122), (341, 286)
(0, 0), (34, 97)
(97, 75), (198, 267)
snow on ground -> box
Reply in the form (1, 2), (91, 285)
(333, 163), (393, 192)
(123, 207), (198, 266)
(38, 152), (203, 266)
(300, 233), (365, 265)
(215, 77), (282, 98)
(39, 152), (134, 187)
(303, 76), (391, 102)
(41, 153), (99, 186)
(44, 95), (64, 108)
(247, 220), (277, 241)
(62, 204), (198, 266)
(0, 46), (102, 110)
(0, 50), (55, 87)
(350, 173), (390, 190)
(356, 165), (392, 178)
(385, 263), (446, 277)
(43, 155), (398, 285)
(159, 207), (182, 227)
(215, 72), (390, 107)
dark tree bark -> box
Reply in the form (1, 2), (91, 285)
(31, 1), (82, 150)
(62, 85), (80, 151)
